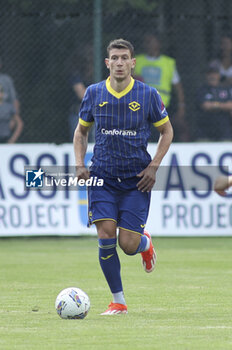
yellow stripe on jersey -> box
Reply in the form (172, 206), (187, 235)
(106, 76), (135, 99)
(79, 118), (94, 127)
(153, 115), (169, 127)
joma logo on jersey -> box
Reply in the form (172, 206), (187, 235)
(99, 102), (108, 107)
(129, 101), (140, 112)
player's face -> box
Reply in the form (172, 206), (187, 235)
(105, 48), (136, 81)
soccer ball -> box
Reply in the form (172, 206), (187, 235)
(55, 287), (90, 319)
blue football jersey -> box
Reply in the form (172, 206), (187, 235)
(79, 77), (169, 178)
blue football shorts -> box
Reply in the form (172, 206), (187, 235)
(87, 172), (151, 235)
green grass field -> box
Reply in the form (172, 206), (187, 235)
(0, 237), (232, 350)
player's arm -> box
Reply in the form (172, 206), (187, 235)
(137, 120), (173, 192)
(214, 175), (232, 196)
(73, 123), (91, 180)
(73, 86), (94, 179)
(151, 119), (173, 168)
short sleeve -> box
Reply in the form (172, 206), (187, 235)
(149, 88), (169, 127)
(78, 87), (94, 127)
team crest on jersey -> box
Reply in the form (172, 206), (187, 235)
(129, 101), (141, 112)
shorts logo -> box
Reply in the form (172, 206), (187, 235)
(140, 224), (145, 228)
(25, 168), (44, 188)
(129, 101), (140, 112)
(99, 102), (108, 107)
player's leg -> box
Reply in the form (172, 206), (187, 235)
(88, 177), (127, 314)
(118, 229), (150, 255)
(118, 228), (156, 273)
(118, 189), (157, 272)
(96, 219), (123, 299)
(95, 220), (127, 315)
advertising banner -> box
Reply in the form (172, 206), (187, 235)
(0, 143), (231, 236)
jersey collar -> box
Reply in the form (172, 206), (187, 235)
(106, 76), (135, 99)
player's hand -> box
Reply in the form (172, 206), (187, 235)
(214, 176), (230, 196)
(76, 166), (90, 181)
(136, 166), (157, 192)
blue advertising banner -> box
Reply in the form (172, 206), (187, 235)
(0, 143), (231, 236)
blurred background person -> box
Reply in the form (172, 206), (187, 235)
(0, 56), (23, 143)
(196, 65), (232, 141)
(210, 34), (232, 86)
(65, 45), (94, 142)
(134, 32), (189, 141)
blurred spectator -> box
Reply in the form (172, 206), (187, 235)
(196, 66), (232, 141)
(134, 32), (189, 141)
(65, 46), (94, 142)
(0, 57), (23, 143)
(209, 34), (232, 86)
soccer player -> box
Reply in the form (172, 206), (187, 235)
(214, 175), (232, 196)
(73, 39), (173, 315)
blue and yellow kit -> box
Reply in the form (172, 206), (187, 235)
(79, 77), (169, 233)
(79, 76), (169, 179)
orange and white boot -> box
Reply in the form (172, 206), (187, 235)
(141, 231), (157, 273)
(100, 302), (128, 315)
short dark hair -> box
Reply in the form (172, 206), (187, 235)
(107, 39), (134, 58)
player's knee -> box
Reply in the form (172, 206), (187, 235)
(96, 221), (117, 239)
(119, 239), (137, 255)
(98, 230), (114, 239)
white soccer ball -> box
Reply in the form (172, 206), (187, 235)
(55, 287), (90, 319)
